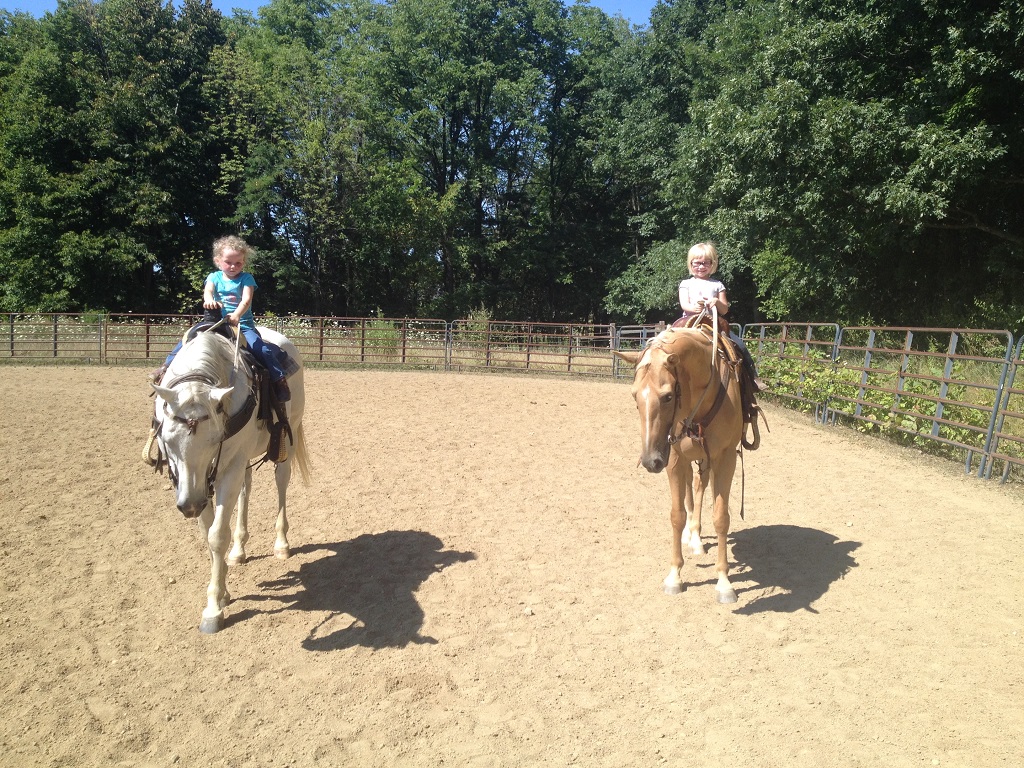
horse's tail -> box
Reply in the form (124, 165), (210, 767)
(292, 422), (312, 485)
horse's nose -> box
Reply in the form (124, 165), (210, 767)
(641, 454), (666, 473)
(178, 500), (207, 518)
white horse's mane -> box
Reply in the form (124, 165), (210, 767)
(168, 332), (236, 386)
(159, 333), (245, 438)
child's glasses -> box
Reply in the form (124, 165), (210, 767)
(690, 260), (711, 267)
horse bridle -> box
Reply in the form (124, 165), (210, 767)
(149, 372), (259, 499)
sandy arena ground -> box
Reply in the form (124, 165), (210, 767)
(1, 365), (1022, 767)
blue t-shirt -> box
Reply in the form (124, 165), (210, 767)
(207, 271), (258, 330)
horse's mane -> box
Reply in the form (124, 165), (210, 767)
(639, 328), (709, 372)
(168, 331), (236, 386)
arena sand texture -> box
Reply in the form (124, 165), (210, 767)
(1, 366), (1022, 767)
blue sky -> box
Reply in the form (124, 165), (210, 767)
(1, 0), (659, 27)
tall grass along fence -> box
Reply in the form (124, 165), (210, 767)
(3, 313), (1023, 484)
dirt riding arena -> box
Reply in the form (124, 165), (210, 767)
(1, 365), (1022, 768)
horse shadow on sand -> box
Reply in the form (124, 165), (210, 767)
(726, 524), (860, 614)
(229, 530), (475, 650)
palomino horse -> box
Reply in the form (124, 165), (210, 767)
(147, 326), (310, 633)
(615, 327), (745, 603)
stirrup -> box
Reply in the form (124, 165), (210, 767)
(266, 420), (291, 463)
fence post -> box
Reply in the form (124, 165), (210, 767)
(52, 315), (58, 358)
(610, 323), (619, 378)
(855, 330), (876, 419)
(445, 322), (453, 371)
(981, 334), (1016, 480)
(934, 332), (957, 440)
(894, 330), (914, 416)
(485, 321), (492, 369)
(796, 325), (811, 400)
(567, 324), (573, 374)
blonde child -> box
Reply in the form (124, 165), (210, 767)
(678, 241), (728, 321)
(676, 242), (764, 391)
(152, 236), (291, 402)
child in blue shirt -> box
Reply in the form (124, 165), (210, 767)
(152, 236), (290, 402)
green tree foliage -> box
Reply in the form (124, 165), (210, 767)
(0, 0), (228, 312)
(1, 0), (1022, 333)
(359, 0), (632, 319)
(610, 0), (1024, 330)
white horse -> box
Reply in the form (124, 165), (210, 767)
(147, 326), (310, 633)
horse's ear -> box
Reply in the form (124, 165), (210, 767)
(151, 383), (175, 403)
(613, 350), (642, 366)
(209, 386), (234, 407)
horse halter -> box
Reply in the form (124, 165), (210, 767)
(150, 375), (225, 500)
(161, 373), (222, 435)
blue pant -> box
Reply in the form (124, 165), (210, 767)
(730, 332), (759, 378)
(241, 327), (287, 382)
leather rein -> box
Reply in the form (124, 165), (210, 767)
(665, 326), (732, 456)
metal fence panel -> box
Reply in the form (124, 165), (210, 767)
(3, 313), (104, 361)
(985, 336), (1024, 482)
(105, 314), (198, 363)
(743, 323), (841, 420)
(5, 312), (1024, 484)
(825, 327), (1012, 476)
(450, 320), (616, 377)
(264, 317), (450, 370)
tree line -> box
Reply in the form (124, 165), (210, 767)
(1, 0), (1022, 333)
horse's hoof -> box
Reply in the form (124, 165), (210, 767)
(227, 554), (245, 566)
(199, 615), (224, 634)
(274, 546), (290, 560)
(716, 589), (738, 604)
(663, 582), (683, 595)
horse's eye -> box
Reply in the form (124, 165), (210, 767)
(660, 392), (674, 404)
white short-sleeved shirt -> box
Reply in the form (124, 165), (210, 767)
(679, 277), (725, 318)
